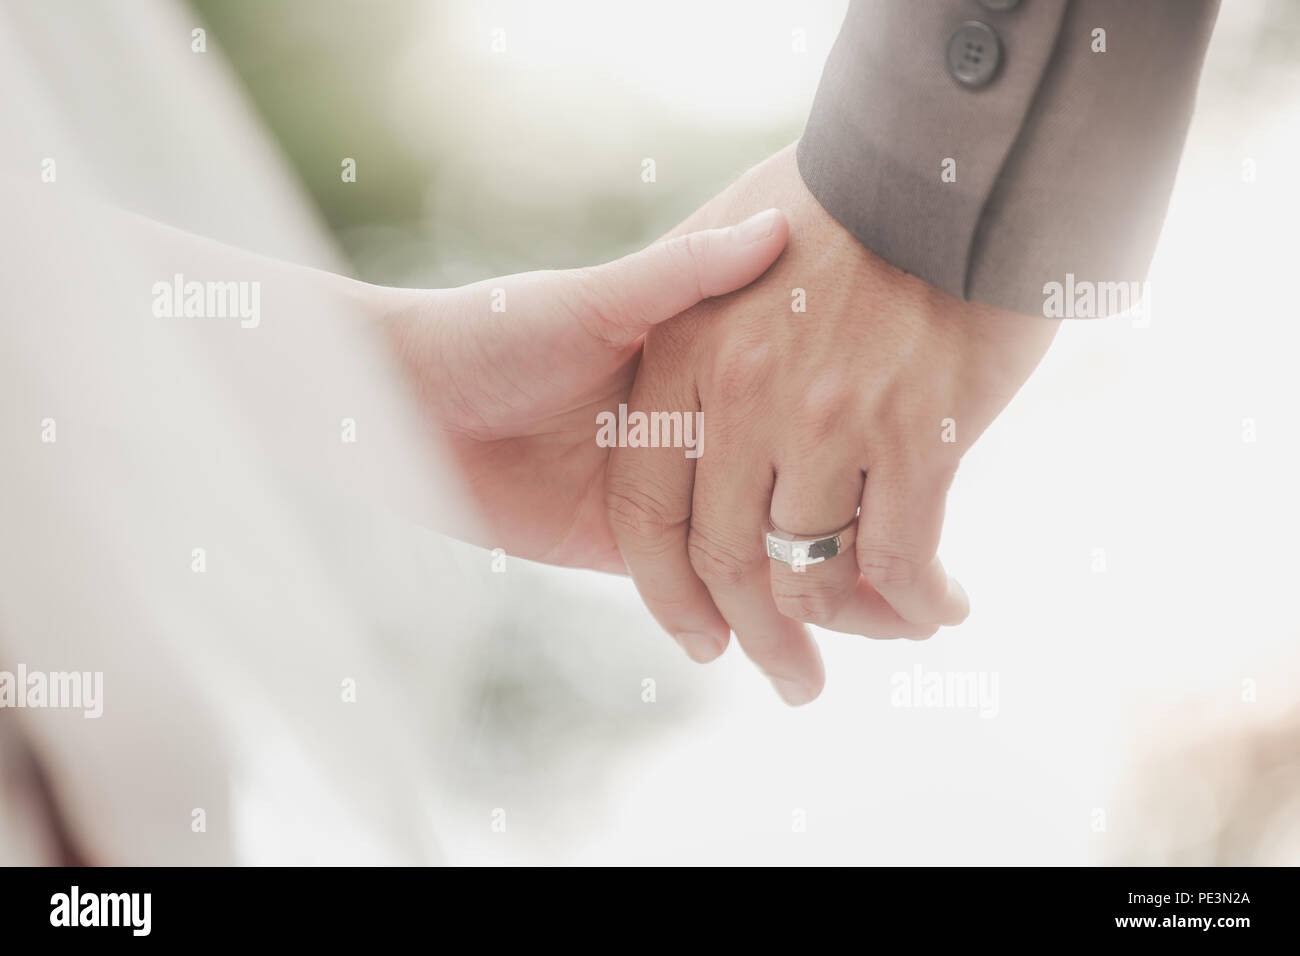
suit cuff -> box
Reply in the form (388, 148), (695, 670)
(797, 0), (1218, 318)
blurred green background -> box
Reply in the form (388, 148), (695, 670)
(188, 0), (837, 288)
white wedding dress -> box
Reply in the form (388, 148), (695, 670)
(0, 0), (484, 864)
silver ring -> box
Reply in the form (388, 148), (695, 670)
(765, 518), (857, 570)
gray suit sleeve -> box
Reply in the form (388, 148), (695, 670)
(796, 0), (1220, 317)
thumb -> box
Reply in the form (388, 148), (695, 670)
(574, 208), (789, 347)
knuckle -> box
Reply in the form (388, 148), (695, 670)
(795, 373), (851, 428)
(712, 337), (773, 406)
(683, 230), (712, 268)
(606, 483), (678, 545)
(909, 450), (960, 489)
(665, 233), (710, 300)
(791, 406), (839, 448)
(858, 546), (922, 591)
(771, 578), (845, 625)
(879, 422), (963, 482)
(636, 578), (702, 617)
(566, 266), (637, 347)
(687, 529), (757, 588)
(565, 264), (608, 310)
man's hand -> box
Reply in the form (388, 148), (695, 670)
(606, 144), (1059, 705)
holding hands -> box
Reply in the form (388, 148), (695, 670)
(395, 145), (1057, 706)
(606, 146), (1058, 704)
(382, 206), (790, 573)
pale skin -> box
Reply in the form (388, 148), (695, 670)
(386, 145), (1057, 708)
(604, 145), (1059, 705)
(380, 207), (793, 572)
(17, 150), (1053, 709)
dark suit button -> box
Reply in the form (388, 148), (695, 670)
(947, 21), (1002, 89)
(979, 0), (1020, 10)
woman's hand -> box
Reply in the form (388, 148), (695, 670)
(382, 209), (790, 572)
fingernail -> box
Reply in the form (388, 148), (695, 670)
(676, 632), (725, 663)
(770, 676), (815, 707)
(732, 208), (780, 244)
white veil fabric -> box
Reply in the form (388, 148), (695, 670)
(0, 0), (482, 864)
